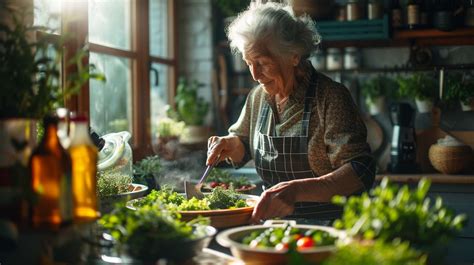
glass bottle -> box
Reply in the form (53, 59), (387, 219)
(30, 115), (73, 228)
(407, 0), (420, 29)
(347, 0), (362, 21)
(391, 0), (403, 28)
(68, 114), (99, 221)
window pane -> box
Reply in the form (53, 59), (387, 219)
(150, 62), (170, 136)
(34, 0), (61, 33)
(89, 53), (132, 136)
(149, 0), (169, 58)
(89, 0), (131, 50)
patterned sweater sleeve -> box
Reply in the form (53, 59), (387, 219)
(321, 80), (376, 190)
(227, 88), (259, 167)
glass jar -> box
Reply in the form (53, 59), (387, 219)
(326, 48), (343, 70)
(344, 47), (361, 70)
(347, 0), (362, 21)
(367, 0), (383, 20)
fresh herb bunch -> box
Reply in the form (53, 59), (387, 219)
(97, 171), (133, 197)
(396, 73), (437, 101)
(0, 5), (105, 119)
(322, 239), (427, 265)
(133, 186), (247, 211)
(99, 203), (210, 261)
(332, 178), (467, 248)
(133, 186), (184, 208)
(206, 168), (251, 189)
(133, 155), (161, 184)
(175, 77), (209, 126)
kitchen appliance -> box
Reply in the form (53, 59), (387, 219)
(389, 103), (418, 173)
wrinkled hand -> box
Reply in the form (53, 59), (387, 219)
(206, 135), (244, 166)
(251, 181), (299, 223)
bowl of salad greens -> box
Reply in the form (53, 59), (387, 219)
(216, 220), (344, 265)
(128, 186), (259, 228)
(202, 168), (257, 193)
(100, 203), (216, 263)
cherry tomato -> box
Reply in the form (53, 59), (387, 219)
(296, 237), (315, 250)
(210, 181), (218, 188)
(275, 242), (289, 251)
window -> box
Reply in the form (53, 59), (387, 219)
(34, 0), (177, 159)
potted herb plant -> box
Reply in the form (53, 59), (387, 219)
(361, 75), (397, 115)
(397, 73), (437, 113)
(152, 116), (185, 160)
(443, 72), (474, 111)
(133, 155), (161, 190)
(174, 77), (210, 145)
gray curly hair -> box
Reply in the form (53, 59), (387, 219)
(226, 2), (321, 63)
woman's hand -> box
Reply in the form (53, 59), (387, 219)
(206, 135), (245, 166)
(250, 180), (299, 223)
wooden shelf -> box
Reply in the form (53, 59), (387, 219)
(321, 63), (474, 74)
(322, 27), (474, 48)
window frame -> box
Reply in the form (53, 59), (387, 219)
(60, 0), (178, 160)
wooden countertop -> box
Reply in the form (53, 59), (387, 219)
(376, 174), (474, 184)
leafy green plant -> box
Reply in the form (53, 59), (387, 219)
(132, 186), (247, 211)
(0, 5), (105, 119)
(443, 72), (474, 105)
(323, 239), (427, 265)
(332, 178), (467, 250)
(155, 117), (185, 138)
(396, 73), (437, 101)
(133, 155), (161, 186)
(99, 203), (210, 261)
(97, 171), (133, 197)
(174, 77), (209, 126)
(361, 75), (398, 103)
(213, 0), (250, 17)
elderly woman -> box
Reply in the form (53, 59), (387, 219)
(207, 3), (375, 223)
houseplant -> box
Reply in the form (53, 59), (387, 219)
(332, 177), (467, 262)
(133, 155), (161, 190)
(396, 73), (437, 113)
(443, 72), (474, 111)
(174, 77), (210, 144)
(152, 116), (185, 160)
(361, 75), (398, 115)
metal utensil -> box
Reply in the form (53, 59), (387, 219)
(184, 155), (220, 200)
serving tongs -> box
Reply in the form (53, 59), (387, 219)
(184, 155), (220, 200)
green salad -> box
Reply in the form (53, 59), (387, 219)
(205, 168), (253, 190)
(133, 186), (248, 211)
(242, 224), (337, 251)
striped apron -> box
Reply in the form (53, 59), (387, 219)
(254, 73), (342, 221)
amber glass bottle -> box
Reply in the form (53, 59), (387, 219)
(68, 114), (99, 221)
(30, 115), (73, 228)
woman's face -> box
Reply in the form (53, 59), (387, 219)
(243, 50), (295, 96)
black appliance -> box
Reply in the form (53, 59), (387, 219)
(389, 103), (418, 173)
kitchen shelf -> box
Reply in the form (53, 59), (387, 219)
(321, 63), (474, 74)
(322, 27), (474, 48)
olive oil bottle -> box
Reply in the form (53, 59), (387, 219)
(68, 114), (99, 221)
(30, 115), (73, 228)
